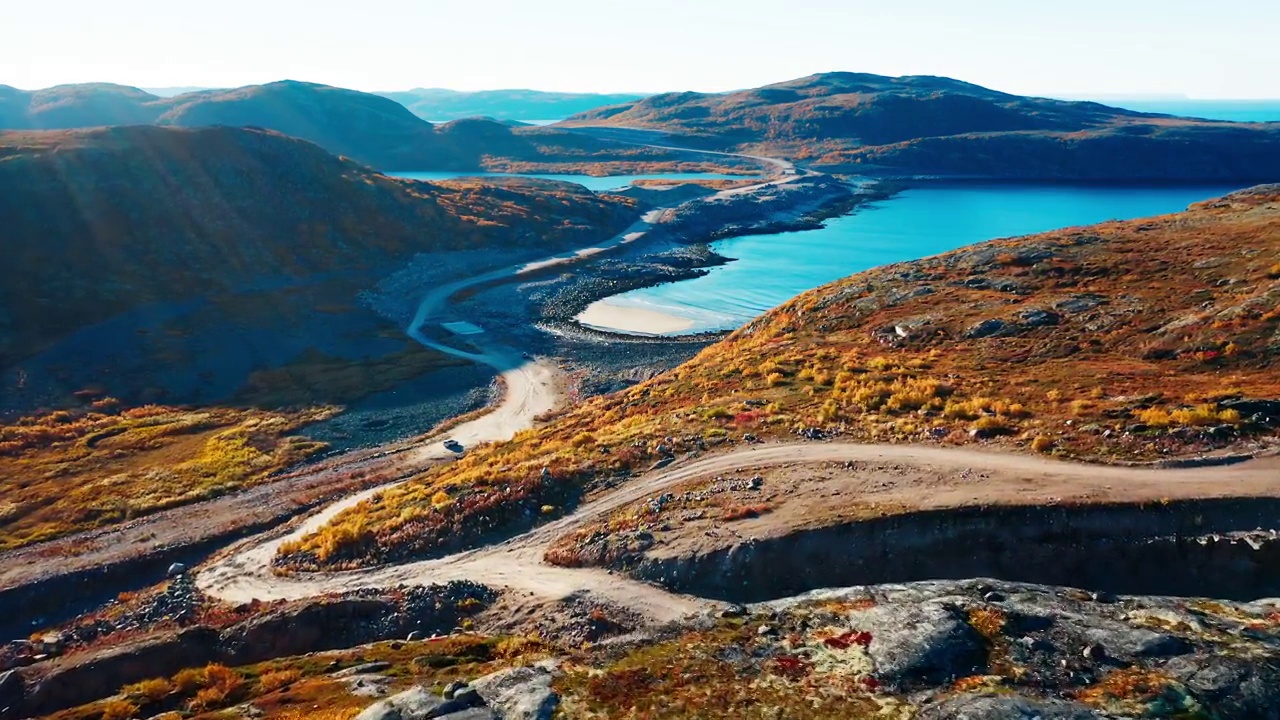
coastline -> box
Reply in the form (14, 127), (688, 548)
(561, 177), (897, 336)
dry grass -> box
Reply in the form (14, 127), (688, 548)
(0, 404), (334, 549)
(45, 634), (552, 720)
(280, 187), (1280, 571)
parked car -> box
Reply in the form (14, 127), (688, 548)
(443, 439), (464, 453)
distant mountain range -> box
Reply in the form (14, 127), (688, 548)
(4, 73), (1277, 182)
(562, 72), (1280, 181)
(0, 82), (680, 171)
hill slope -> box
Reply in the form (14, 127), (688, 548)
(280, 185), (1280, 569)
(563, 72), (1280, 181)
(0, 125), (636, 370)
(0, 82), (728, 172)
(376, 88), (646, 121)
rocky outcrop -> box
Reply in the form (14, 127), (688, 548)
(353, 664), (559, 720)
(470, 664), (559, 720)
(540, 578), (1280, 717)
(14, 582), (497, 718)
(849, 600), (986, 689)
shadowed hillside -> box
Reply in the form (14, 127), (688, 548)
(563, 72), (1280, 181)
(0, 125), (636, 370)
(0, 125), (639, 548)
(280, 185), (1280, 570)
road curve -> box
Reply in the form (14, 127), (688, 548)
(196, 143), (798, 618)
(197, 440), (1280, 621)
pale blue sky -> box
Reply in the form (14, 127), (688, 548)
(3, 0), (1277, 98)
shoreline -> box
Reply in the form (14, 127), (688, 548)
(576, 299), (698, 336)
(562, 178), (897, 337)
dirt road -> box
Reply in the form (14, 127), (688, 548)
(196, 442), (1280, 621)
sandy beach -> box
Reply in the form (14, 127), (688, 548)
(576, 299), (696, 335)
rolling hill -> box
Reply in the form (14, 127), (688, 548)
(562, 72), (1280, 181)
(375, 88), (646, 121)
(0, 82), (703, 171)
(280, 184), (1280, 570)
(0, 124), (637, 372)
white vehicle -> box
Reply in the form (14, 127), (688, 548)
(443, 439), (464, 453)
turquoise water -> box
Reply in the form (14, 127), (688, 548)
(1096, 100), (1280, 123)
(391, 171), (753, 192)
(597, 184), (1241, 335)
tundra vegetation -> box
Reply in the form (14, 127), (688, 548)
(0, 404), (333, 549)
(277, 186), (1280, 571)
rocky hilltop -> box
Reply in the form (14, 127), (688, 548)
(562, 72), (1280, 181)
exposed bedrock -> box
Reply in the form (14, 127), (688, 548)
(632, 498), (1280, 603)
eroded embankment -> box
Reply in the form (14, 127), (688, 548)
(632, 498), (1280, 603)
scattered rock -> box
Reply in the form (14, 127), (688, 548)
(1018, 308), (1061, 328)
(1081, 643), (1107, 662)
(1054, 294), (1107, 315)
(354, 684), (488, 720)
(964, 318), (1014, 339)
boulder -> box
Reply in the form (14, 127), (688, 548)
(166, 563), (187, 577)
(1018, 308), (1061, 328)
(471, 664), (559, 720)
(354, 685), (489, 720)
(917, 694), (1106, 719)
(1053, 294), (1107, 315)
(963, 318), (1014, 339)
(1164, 654), (1280, 719)
(848, 600), (986, 689)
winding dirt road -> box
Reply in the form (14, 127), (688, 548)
(197, 441), (1280, 621)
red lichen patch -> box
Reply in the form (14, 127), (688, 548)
(822, 630), (873, 650)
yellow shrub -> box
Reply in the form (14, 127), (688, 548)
(973, 416), (1011, 433)
(1138, 407), (1171, 427)
(1069, 400), (1094, 417)
(1169, 404), (1238, 427)
(1030, 436), (1055, 453)
(99, 699), (140, 720)
(257, 669), (301, 693)
(124, 677), (172, 702)
(766, 372), (786, 387)
(173, 667), (205, 694)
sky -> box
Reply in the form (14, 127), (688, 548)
(3, 0), (1278, 98)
